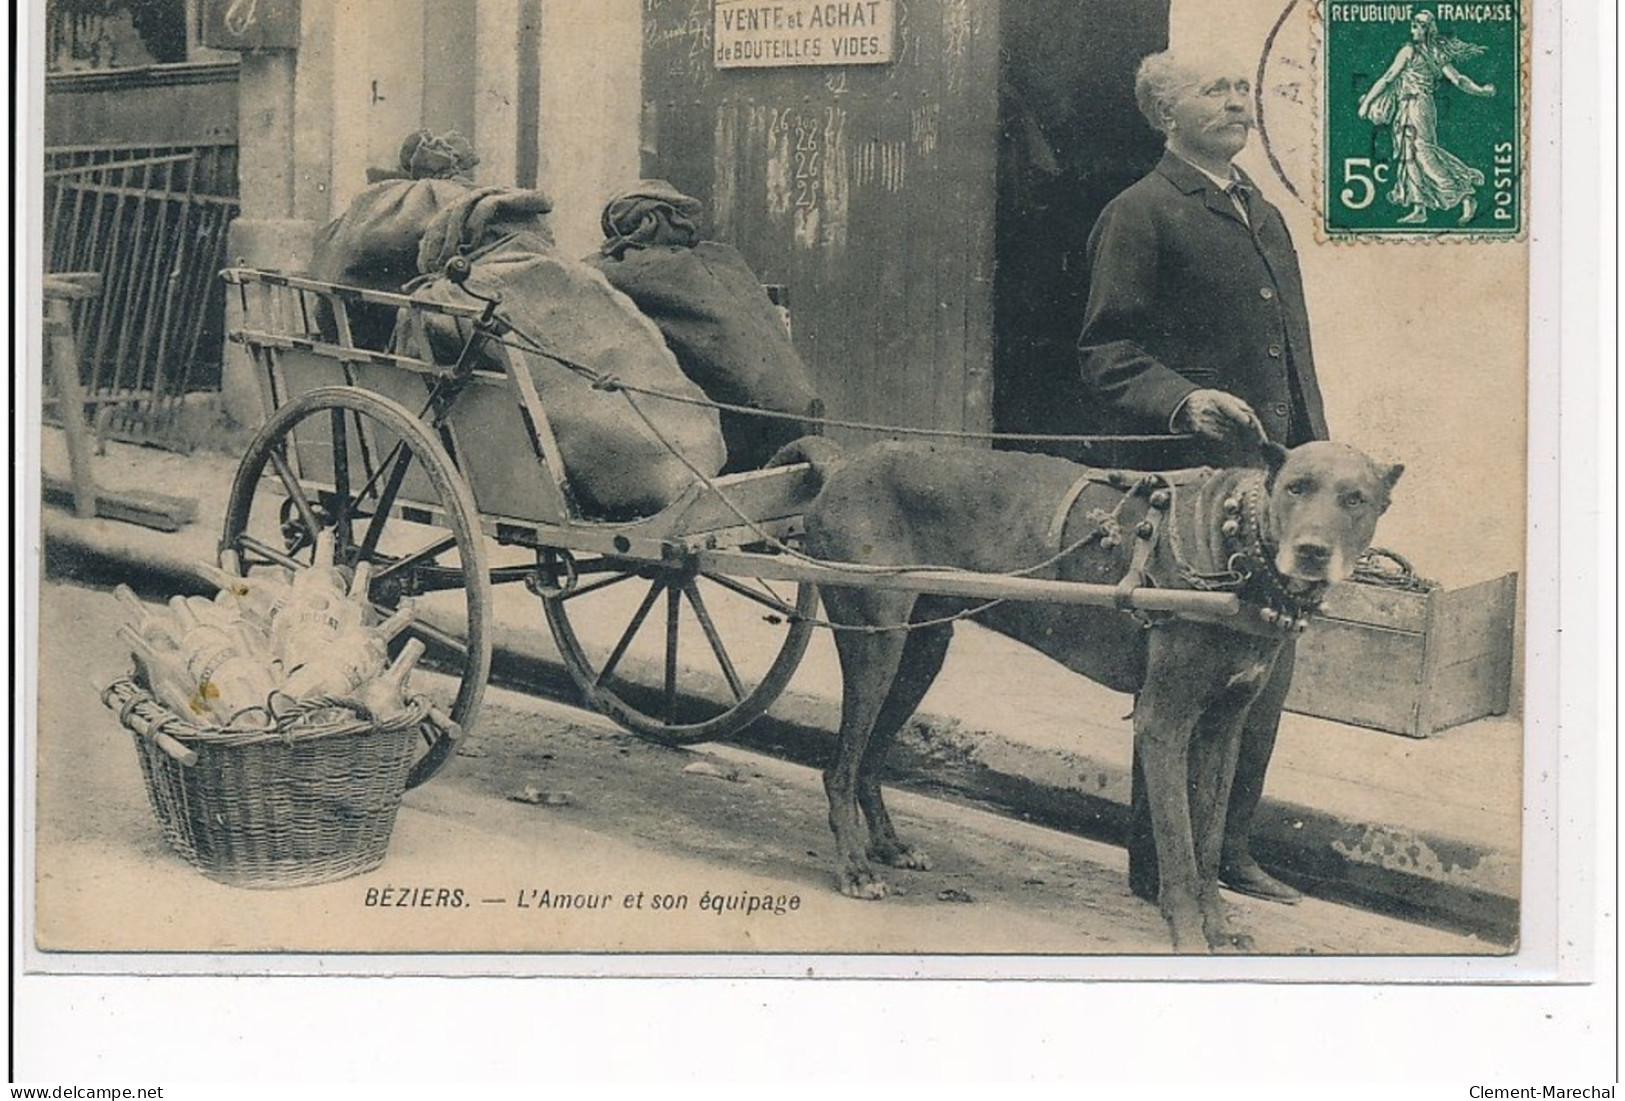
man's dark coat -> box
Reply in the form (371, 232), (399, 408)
(1075, 149), (1330, 898)
(1077, 150), (1329, 458)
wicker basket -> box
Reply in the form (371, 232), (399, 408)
(101, 676), (430, 889)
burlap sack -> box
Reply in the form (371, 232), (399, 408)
(402, 233), (726, 519)
(309, 178), (476, 346)
(589, 241), (821, 472)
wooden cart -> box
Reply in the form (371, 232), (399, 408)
(221, 269), (1240, 789)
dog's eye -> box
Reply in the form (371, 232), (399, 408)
(1341, 491), (1368, 509)
(1285, 479), (1312, 496)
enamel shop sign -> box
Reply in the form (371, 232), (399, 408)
(714, 1), (896, 68)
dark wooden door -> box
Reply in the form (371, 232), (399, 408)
(992, 0), (1170, 449)
(642, 0), (1002, 440)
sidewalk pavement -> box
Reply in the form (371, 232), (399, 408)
(35, 431), (1522, 945)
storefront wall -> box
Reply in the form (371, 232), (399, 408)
(223, 0), (643, 421)
(221, 0), (1526, 596)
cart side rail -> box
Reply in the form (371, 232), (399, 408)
(225, 266), (586, 527)
(221, 268), (489, 321)
(223, 267), (832, 545)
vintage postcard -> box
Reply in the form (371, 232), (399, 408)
(20, 0), (1570, 987)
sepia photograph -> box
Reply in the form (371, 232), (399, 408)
(21, 0), (1559, 982)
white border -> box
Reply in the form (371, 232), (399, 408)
(9, 0), (1615, 1081)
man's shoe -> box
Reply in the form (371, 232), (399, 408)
(1219, 860), (1302, 904)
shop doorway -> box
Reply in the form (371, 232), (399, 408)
(992, 0), (1169, 457)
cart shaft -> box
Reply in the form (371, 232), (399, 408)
(694, 550), (1240, 617)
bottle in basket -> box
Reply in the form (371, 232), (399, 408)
(165, 608), (279, 723)
(117, 625), (207, 720)
(280, 605), (414, 699)
(271, 531), (367, 679)
(113, 588), (203, 713)
(203, 590), (279, 660)
(361, 637), (427, 721)
(112, 584), (169, 634)
(349, 560), (375, 614)
(195, 556), (286, 626)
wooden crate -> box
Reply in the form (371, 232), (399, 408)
(1285, 572), (1519, 738)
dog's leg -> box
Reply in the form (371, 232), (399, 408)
(821, 585), (916, 900)
(1222, 642), (1297, 899)
(1135, 628), (1224, 953)
(857, 617), (954, 870)
(1187, 688), (1264, 953)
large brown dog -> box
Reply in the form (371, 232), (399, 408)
(782, 438), (1402, 952)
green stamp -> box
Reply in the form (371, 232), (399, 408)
(1322, 2), (1522, 236)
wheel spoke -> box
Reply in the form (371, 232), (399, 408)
(700, 571), (798, 617)
(352, 408), (379, 495)
(664, 584), (681, 721)
(266, 445), (321, 553)
(358, 443), (416, 560)
(330, 408), (353, 552)
(351, 438), (405, 513)
(373, 533), (458, 582)
(684, 581), (744, 701)
(557, 570), (640, 602)
(225, 390), (492, 792)
(597, 580), (664, 687)
(235, 532), (305, 573)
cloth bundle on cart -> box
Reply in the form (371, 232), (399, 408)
(309, 130), (554, 348)
(402, 228), (727, 520)
(588, 182), (822, 472)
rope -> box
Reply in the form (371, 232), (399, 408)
(616, 390), (1143, 634)
(483, 312), (1179, 634)
(1351, 547), (1437, 592)
(489, 330), (1192, 448)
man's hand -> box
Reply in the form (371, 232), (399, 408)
(1175, 389), (1267, 446)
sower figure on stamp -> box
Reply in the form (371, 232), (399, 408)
(1077, 51), (1330, 906)
(1357, 10), (1497, 226)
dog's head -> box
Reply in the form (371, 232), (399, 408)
(1259, 441), (1403, 585)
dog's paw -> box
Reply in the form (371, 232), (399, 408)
(1208, 930), (1256, 954)
(870, 843), (933, 871)
(1165, 914), (1212, 954)
(838, 867), (890, 900)
(1203, 918), (1257, 954)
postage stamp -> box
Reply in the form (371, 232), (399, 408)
(1320, 2), (1524, 236)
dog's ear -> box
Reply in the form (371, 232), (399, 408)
(1260, 441), (1289, 484)
(1374, 461), (1404, 510)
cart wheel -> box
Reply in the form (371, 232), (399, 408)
(542, 559), (816, 745)
(221, 386), (493, 789)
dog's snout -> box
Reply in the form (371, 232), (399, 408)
(1289, 542), (1336, 579)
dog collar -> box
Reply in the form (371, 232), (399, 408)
(1220, 475), (1327, 632)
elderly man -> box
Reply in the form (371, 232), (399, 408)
(1077, 51), (1330, 906)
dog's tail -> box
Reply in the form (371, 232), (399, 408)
(764, 435), (845, 491)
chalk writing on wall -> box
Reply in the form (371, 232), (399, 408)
(200, 0), (300, 50)
(764, 104), (851, 249)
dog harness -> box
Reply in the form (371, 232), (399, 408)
(1051, 466), (1326, 637)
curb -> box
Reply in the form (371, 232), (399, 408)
(45, 519), (1519, 946)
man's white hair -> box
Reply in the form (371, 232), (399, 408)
(1134, 51), (1200, 134)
